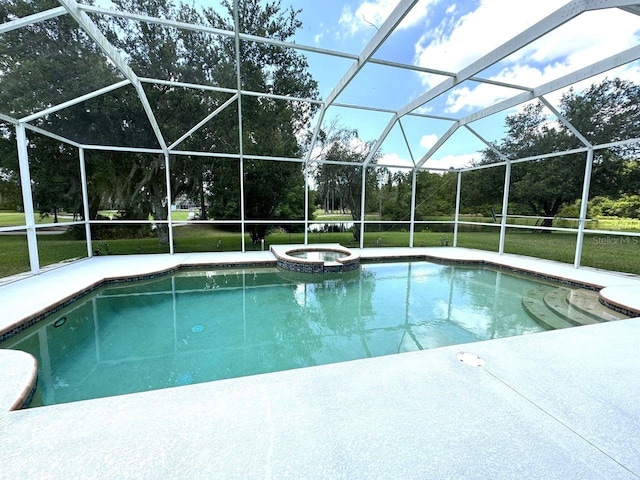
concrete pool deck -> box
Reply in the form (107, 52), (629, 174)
(1, 247), (639, 479)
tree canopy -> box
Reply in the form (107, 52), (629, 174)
(463, 79), (640, 226)
(314, 128), (379, 240)
(201, 0), (319, 243)
(0, 0), (319, 244)
(2, 2), (640, 247)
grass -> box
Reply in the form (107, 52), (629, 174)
(591, 217), (640, 231)
(0, 211), (76, 227)
(1, 216), (639, 279)
(0, 210), (193, 227)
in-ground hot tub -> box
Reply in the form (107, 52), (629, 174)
(270, 244), (360, 274)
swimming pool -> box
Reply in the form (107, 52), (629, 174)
(1, 261), (620, 407)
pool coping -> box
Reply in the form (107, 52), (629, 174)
(2, 317), (640, 478)
(1, 246), (639, 414)
(0, 349), (38, 411)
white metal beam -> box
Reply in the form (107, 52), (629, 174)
(362, 0), (577, 173)
(0, 6), (66, 34)
(619, 5), (640, 15)
(78, 148), (93, 258)
(233, 0), (246, 252)
(0, 113), (19, 125)
(324, 0), (421, 108)
(409, 169), (417, 246)
(415, 122), (460, 169)
(398, 0), (590, 120)
(307, 0), (420, 169)
(80, 4), (359, 61)
(574, 148), (594, 267)
(303, 108), (327, 166)
(58, 0), (168, 152)
(460, 43), (640, 128)
(498, 161), (511, 254)
(79, 144), (164, 154)
(141, 77), (324, 105)
(359, 166), (367, 248)
(539, 96), (592, 148)
(453, 172), (462, 246)
(19, 80), (131, 123)
(78, 2), (535, 96)
(164, 152), (174, 254)
(140, 77), (237, 95)
(414, 41), (640, 171)
(464, 125), (509, 161)
(362, 114), (399, 167)
(168, 94), (238, 150)
(23, 123), (82, 148)
(461, 146), (590, 172)
(79, 4), (233, 38)
(16, 124), (40, 274)
(398, 119), (416, 166)
(590, 0), (640, 11)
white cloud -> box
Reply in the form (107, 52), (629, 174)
(444, 79), (533, 114)
(424, 153), (478, 170)
(419, 134), (438, 149)
(414, 0), (565, 78)
(414, 2), (640, 114)
(379, 152), (413, 168)
(340, 0), (436, 36)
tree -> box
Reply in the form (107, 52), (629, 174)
(0, 0), (122, 222)
(314, 128), (379, 241)
(98, 0), (224, 244)
(202, 0), (320, 243)
(414, 170), (457, 218)
(560, 78), (640, 197)
(466, 79), (640, 228)
(378, 171), (412, 221)
(1, 0), (320, 245)
(0, 125), (21, 211)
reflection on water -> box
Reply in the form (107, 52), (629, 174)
(307, 222), (354, 232)
(5, 263), (550, 407)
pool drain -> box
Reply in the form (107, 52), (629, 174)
(191, 325), (204, 333)
(456, 352), (485, 367)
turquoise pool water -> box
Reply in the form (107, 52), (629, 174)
(5, 262), (551, 407)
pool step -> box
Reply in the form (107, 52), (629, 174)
(523, 285), (629, 330)
(564, 289), (629, 322)
(522, 286), (574, 330)
(543, 288), (600, 327)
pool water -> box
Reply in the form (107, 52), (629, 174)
(5, 262), (553, 407)
(288, 250), (347, 261)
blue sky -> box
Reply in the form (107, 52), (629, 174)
(264, 0), (640, 170)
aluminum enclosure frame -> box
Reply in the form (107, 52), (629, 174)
(2, 0), (640, 276)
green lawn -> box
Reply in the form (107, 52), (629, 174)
(0, 210), (194, 227)
(1, 218), (639, 279)
(0, 211), (76, 227)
